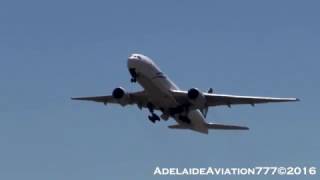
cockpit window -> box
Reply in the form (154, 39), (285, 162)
(130, 54), (142, 60)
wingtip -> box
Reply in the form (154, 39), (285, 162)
(235, 126), (250, 130)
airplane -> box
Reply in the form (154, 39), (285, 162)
(72, 53), (299, 134)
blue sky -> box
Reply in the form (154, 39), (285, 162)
(0, 0), (319, 179)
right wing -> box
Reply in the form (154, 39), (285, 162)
(204, 93), (299, 107)
(71, 91), (148, 106)
(171, 90), (299, 107)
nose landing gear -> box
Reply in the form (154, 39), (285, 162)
(129, 68), (138, 83)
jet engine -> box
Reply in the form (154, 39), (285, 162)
(112, 87), (130, 106)
(187, 88), (206, 109)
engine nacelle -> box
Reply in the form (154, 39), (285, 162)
(187, 88), (206, 109)
(112, 87), (130, 106)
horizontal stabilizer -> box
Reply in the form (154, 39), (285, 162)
(206, 123), (249, 130)
(168, 123), (249, 131)
(71, 96), (112, 102)
(168, 124), (188, 129)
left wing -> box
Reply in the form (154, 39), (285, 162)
(171, 90), (299, 107)
(71, 91), (148, 106)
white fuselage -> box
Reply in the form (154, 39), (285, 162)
(73, 53), (295, 133)
(127, 54), (178, 107)
(127, 54), (208, 133)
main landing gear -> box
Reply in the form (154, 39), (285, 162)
(147, 103), (160, 123)
(148, 114), (160, 123)
(131, 77), (137, 83)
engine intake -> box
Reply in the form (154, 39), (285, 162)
(187, 88), (206, 109)
(188, 88), (200, 99)
(112, 87), (125, 99)
(112, 87), (129, 106)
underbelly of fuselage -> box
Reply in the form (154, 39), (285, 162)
(137, 74), (178, 109)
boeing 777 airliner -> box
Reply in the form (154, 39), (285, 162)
(72, 53), (299, 134)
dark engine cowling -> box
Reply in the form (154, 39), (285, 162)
(112, 87), (129, 106)
(187, 88), (206, 109)
(112, 87), (125, 99)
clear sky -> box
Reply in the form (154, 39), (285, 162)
(0, 0), (319, 179)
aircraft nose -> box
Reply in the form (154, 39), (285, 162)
(128, 54), (135, 60)
(127, 54), (142, 68)
(127, 55), (137, 69)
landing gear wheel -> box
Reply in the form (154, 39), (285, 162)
(130, 78), (137, 83)
(146, 102), (161, 123)
(148, 115), (156, 123)
(152, 113), (160, 121)
(148, 113), (160, 123)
